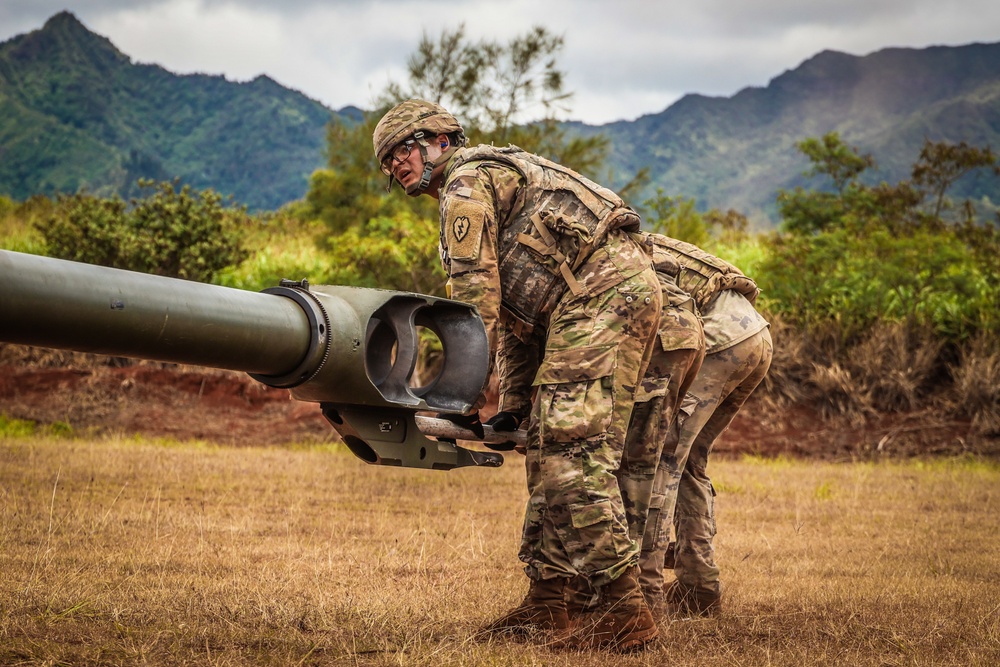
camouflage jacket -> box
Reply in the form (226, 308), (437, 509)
(437, 145), (649, 394)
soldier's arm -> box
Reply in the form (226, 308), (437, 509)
(439, 169), (504, 374)
(496, 315), (541, 417)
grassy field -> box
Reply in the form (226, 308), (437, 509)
(1, 436), (998, 666)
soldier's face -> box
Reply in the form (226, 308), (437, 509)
(388, 135), (448, 196)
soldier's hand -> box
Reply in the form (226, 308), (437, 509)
(436, 411), (485, 439)
(485, 411), (523, 432)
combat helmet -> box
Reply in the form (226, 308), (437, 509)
(373, 99), (466, 195)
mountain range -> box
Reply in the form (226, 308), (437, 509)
(3, 11), (1000, 221)
(580, 41), (1000, 222)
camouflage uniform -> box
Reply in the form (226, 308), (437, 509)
(614, 233), (705, 551)
(638, 251), (772, 601)
(438, 145), (662, 588)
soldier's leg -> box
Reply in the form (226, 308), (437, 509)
(620, 291), (704, 599)
(486, 270), (662, 644)
(616, 345), (703, 550)
(638, 380), (715, 597)
(517, 268), (661, 586)
(672, 329), (773, 604)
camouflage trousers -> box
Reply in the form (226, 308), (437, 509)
(638, 327), (773, 596)
(614, 293), (704, 554)
(518, 265), (662, 588)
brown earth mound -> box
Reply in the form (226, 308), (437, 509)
(1, 349), (995, 460)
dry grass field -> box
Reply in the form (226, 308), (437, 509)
(1, 436), (999, 666)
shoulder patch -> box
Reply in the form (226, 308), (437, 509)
(444, 197), (486, 262)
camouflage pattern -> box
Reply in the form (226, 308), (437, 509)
(517, 254), (662, 587)
(443, 145), (643, 338)
(701, 289), (769, 353)
(372, 99), (464, 164)
(647, 233), (760, 312)
(638, 291), (772, 598)
(433, 142), (663, 587)
(614, 271), (705, 552)
(438, 150), (648, 380)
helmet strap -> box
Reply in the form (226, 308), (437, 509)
(401, 131), (459, 196)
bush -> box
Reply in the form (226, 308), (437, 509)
(758, 224), (997, 343)
(36, 180), (250, 283)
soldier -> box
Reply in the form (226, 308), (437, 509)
(373, 100), (663, 650)
(637, 237), (772, 617)
(564, 231), (706, 624)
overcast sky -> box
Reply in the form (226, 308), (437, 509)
(2, 1), (999, 125)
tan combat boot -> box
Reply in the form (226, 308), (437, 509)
(663, 579), (722, 617)
(479, 577), (574, 647)
(571, 566), (659, 651)
(642, 586), (667, 622)
(564, 575), (600, 621)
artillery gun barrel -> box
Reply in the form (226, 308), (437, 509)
(0, 249), (502, 470)
(0, 249), (309, 376)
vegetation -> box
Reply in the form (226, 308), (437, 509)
(8, 13), (1000, 224)
(36, 180), (251, 283)
(754, 133), (1000, 433)
(1, 23), (999, 664)
(579, 44), (1000, 222)
(2, 21), (997, 440)
(297, 25), (616, 296)
(0, 11), (338, 211)
(761, 134), (1000, 341)
(2, 437), (997, 665)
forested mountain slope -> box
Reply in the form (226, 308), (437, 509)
(3, 12), (999, 221)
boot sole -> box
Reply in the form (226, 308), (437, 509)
(575, 623), (659, 651)
(611, 624), (659, 652)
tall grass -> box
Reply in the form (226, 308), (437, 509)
(214, 214), (333, 292)
(2, 437), (998, 666)
(0, 196), (48, 254)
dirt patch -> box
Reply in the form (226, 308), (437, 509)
(0, 362), (332, 446)
(1, 347), (995, 459)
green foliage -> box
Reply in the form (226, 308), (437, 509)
(321, 211), (447, 297)
(8, 14), (1000, 223)
(758, 225), (998, 340)
(798, 133), (877, 194)
(764, 134), (1000, 342)
(386, 25), (568, 139)
(302, 115), (438, 238)
(299, 25), (616, 297)
(379, 24), (609, 176)
(0, 196), (51, 253)
(215, 213), (332, 292)
(0, 12), (334, 211)
(642, 189), (711, 247)
(36, 180), (251, 283)
(911, 141), (1000, 222)
(0, 414), (37, 438)
(641, 189), (753, 251)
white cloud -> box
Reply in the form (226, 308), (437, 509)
(1, 0), (998, 123)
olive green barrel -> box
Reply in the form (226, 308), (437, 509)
(0, 249), (310, 376)
(0, 250), (499, 470)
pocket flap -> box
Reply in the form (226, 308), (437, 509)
(634, 375), (669, 403)
(532, 343), (617, 386)
(569, 499), (614, 529)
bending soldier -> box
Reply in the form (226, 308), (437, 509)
(638, 236), (773, 617)
(562, 231), (707, 619)
(373, 100), (663, 651)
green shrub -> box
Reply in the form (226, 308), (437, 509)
(757, 225), (997, 342)
(0, 414), (37, 437)
(36, 180), (251, 283)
